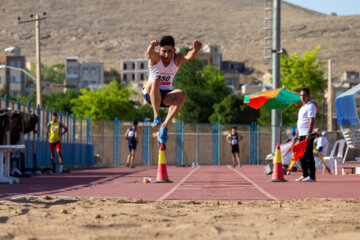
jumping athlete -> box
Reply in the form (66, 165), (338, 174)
(47, 113), (68, 173)
(125, 120), (138, 168)
(143, 35), (202, 144)
(226, 126), (243, 167)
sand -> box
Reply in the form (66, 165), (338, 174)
(0, 196), (359, 240)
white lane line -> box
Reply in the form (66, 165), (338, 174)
(157, 167), (200, 201)
(227, 165), (279, 201)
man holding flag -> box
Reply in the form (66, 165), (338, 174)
(292, 88), (317, 182)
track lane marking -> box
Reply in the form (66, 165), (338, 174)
(227, 165), (279, 201)
(157, 167), (200, 201)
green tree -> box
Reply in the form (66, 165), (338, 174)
(104, 68), (120, 78)
(71, 80), (136, 120)
(260, 47), (326, 125)
(31, 63), (65, 84)
(173, 59), (231, 123)
(43, 90), (81, 114)
(209, 94), (259, 124)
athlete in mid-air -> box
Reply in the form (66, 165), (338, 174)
(143, 35), (202, 144)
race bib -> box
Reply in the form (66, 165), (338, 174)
(128, 131), (135, 137)
(158, 75), (171, 85)
(51, 126), (59, 131)
(231, 139), (238, 145)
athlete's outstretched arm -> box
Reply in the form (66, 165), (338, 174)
(177, 40), (202, 65)
(147, 40), (160, 65)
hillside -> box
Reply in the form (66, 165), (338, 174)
(1, 0), (360, 80)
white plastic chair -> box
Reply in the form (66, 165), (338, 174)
(323, 139), (346, 175)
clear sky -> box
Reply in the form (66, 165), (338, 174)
(284, 0), (360, 16)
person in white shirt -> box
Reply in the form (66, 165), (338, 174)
(292, 88), (317, 182)
(314, 128), (329, 169)
(314, 128), (329, 156)
(143, 35), (202, 144)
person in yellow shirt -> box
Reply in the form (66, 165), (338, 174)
(47, 113), (68, 173)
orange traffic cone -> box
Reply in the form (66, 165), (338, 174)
(154, 144), (173, 183)
(269, 143), (287, 182)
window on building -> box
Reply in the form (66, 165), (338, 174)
(214, 58), (219, 64)
(132, 73), (135, 80)
(203, 60), (208, 65)
(91, 81), (96, 85)
(123, 63), (127, 70)
(132, 63), (135, 70)
(140, 73), (144, 81)
(123, 74), (127, 81)
(91, 68), (97, 75)
(0, 62), (5, 66)
(140, 63), (144, 69)
(83, 68), (89, 75)
(0, 76), (4, 83)
(10, 61), (21, 68)
(83, 81), (89, 86)
(11, 90), (20, 96)
(215, 47), (219, 53)
(67, 68), (71, 74)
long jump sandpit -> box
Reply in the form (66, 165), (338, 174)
(0, 165), (359, 239)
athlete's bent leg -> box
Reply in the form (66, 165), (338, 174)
(148, 78), (161, 126)
(162, 89), (186, 127)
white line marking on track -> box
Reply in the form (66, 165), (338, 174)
(157, 167), (200, 201)
(227, 165), (279, 201)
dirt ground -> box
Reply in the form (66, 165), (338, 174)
(0, 197), (360, 240)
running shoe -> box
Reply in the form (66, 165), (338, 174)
(126, 163), (129, 168)
(157, 126), (168, 144)
(301, 176), (316, 182)
(295, 176), (305, 182)
(152, 116), (161, 128)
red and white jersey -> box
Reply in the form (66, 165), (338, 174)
(147, 54), (179, 91)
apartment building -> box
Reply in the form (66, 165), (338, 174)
(0, 47), (27, 96)
(65, 57), (104, 91)
(197, 45), (222, 69)
(120, 59), (148, 83)
(221, 61), (245, 89)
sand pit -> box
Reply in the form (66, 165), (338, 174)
(0, 196), (359, 240)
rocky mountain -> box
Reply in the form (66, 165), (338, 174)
(1, 0), (359, 80)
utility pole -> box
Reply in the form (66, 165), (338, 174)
(271, 0), (281, 151)
(327, 59), (333, 131)
(18, 12), (47, 107)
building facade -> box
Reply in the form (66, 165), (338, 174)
(120, 59), (148, 83)
(221, 61), (245, 90)
(65, 57), (104, 91)
(197, 45), (222, 69)
(0, 50), (27, 96)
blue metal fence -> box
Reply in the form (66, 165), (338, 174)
(1, 97), (94, 169)
(1, 97), (294, 167)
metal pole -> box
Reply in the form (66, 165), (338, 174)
(196, 124), (199, 166)
(35, 15), (42, 107)
(271, 0), (281, 152)
(327, 59), (333, 131)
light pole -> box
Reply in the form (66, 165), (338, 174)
(18, 12), (47, 107)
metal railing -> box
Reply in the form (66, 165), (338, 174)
(1, 97), (296, 168)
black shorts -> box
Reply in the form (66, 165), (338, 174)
(128, 142), (137, 151)
(231, 145), (239, 154)
(142, 88), (171, 108)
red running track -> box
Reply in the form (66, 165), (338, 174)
(0, 165), (359, 201)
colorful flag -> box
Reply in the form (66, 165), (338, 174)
(291, 140), (308, 162)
